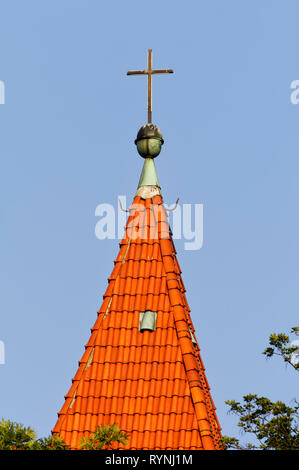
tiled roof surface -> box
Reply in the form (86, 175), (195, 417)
(52, 193), (222, 449)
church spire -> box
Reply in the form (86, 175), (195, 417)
(52, 51), (222, 450)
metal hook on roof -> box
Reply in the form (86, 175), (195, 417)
(118, 198), (129, 213)
(164, 198), (179, 212)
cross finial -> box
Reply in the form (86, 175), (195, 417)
(127, 49), (173, 124)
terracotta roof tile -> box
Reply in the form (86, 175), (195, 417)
(52, 192), (222, 449)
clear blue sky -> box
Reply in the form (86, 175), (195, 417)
(0, 0), (298, 444)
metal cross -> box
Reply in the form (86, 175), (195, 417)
(127, 49), (173, 124)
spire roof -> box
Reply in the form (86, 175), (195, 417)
(52, 167), (222, 450)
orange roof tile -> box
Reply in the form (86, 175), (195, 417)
(52, 187), (222, 449)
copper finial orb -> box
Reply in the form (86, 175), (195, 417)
(135, 123), (164, 158)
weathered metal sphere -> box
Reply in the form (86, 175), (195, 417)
(135, 123), (164, 158)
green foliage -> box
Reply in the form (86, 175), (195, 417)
(222, 327), (299, 450)
(28, 435), (70, 450)
(79, 424), (129, 450)
(0, 418), (36, 450)
(0, 418), (69, 450)
(222, 395), (299, 450)
(0, 419), (128, 450)
(263, 327), (299, 371)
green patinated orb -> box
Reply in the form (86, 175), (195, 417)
(135, 123), (164, 158)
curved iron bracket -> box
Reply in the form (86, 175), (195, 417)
(118, 198), (130, 213)
(164, 198), (179, 212)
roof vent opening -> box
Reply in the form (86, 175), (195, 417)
(139, 310), (157, 332)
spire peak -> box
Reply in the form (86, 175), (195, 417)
(135, 124), (163, 197)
